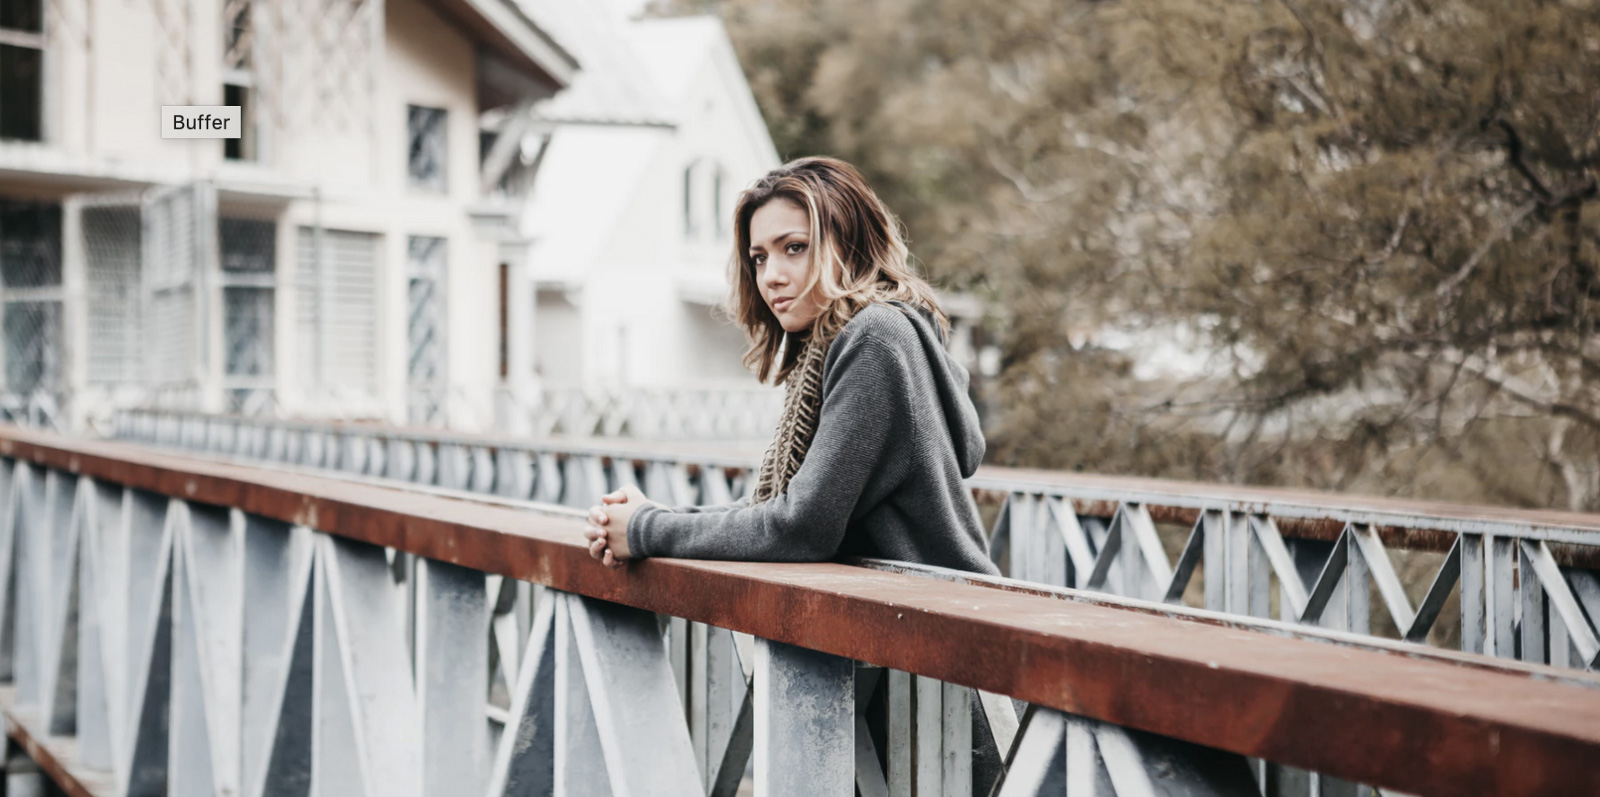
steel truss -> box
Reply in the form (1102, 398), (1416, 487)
(117, 410), (1600, 681)
(2, 428), (1600, 795)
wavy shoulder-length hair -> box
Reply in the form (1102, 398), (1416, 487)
(730, 156), (948, 384)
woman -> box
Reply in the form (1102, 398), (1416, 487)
(582, 156), (998, 576)
(582, 156), (1007, 793)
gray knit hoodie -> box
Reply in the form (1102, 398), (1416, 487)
(626, 301), (999, 575)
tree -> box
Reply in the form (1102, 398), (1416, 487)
(673, 0), (1600, 510)
(1187, 0), (1599, 509)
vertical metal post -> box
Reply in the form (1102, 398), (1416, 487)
(888, 669), (912, 797)
(915, 676), (943, 793)
(416, 558), (490, 797)
(1224, 509), (1250, 616)
(1201, 510), (1226, 612)
(755, 638), (854, 797)
(1520, 550), (1548, 665)
(690, 621), (710, 779)
(1486, 536), (1517, 658)
(564, 595), (700, 796)
(1460, 534), (1486, 654)
(1345, 529), (1371, 636)
(547, 592), (601, 797)
(1250, 523), (1274, 619)
(941, 682), (972, 797)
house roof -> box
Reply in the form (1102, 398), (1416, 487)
(624, 17), (725, 108)
(518, 9), (779, 280)
(515, 0), (675, 126)
(426, 0), (578, 92)
(629, 14), (782, 168)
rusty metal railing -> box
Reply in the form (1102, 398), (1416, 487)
(4, 426), (1600, 796)
(113, 409), (1600, 674)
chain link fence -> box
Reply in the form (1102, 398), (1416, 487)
(0, 199), (64, 428)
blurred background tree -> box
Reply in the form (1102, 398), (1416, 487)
(657, 0), (1600, 511)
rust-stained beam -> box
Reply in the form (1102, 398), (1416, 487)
(1, 688), (115, 797)
(845, 556), (1600, 684)
(5, 427), (1600, 796)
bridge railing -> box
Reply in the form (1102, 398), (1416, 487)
(4, 426), (1600, 797)
(113, 409), (1600, 673)
(513, 384), (784, 442)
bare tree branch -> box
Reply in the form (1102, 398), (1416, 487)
(1435, 200), (1539, 297)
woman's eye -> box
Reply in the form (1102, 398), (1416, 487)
(751, 254), (766, 266)
(786, 242), (807, 255)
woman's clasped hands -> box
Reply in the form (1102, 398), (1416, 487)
(583, 484), (656, 568)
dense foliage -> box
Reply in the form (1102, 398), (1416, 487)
(667, 0), (1600, 510)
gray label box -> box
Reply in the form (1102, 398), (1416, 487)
(161, 106), (242, 139)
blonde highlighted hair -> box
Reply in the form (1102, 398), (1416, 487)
(729, 156), (948, 384)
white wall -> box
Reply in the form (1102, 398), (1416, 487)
(380, 0), (498, 427)
(2, 0), (523, 429)
(591, 37), (778, 391)
(535, 289), (582, 383)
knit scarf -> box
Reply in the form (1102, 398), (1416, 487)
(751, 332), (830, 503)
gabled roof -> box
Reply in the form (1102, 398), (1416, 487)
(624, 17), (725, 108)
(515, 0), (675, 126)
(517, 9), (781, 279)
(629, 15), (781, 167)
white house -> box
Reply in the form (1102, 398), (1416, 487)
(493, 5), (785, 440)
(0, 0), (576, 430)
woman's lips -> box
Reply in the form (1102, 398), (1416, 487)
(772, 297), (794, 311)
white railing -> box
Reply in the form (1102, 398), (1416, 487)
(509, 385), (784, 442)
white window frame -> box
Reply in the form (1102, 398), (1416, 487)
(218, 216), (278, 412)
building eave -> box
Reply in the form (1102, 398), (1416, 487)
(0, 145), (313, 203)
(424, 0), (579, 95)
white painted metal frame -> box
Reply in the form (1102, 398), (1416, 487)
(0, 441), (1297, 796)
(116, 410), (1600, 682)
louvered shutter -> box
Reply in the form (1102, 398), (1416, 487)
(82, 201), (142, 384)
(297, 227), (379, 402)
(141, 183), (214, 391)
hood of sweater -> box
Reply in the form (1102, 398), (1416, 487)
(888, 301), (986, 478)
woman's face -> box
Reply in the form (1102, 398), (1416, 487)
(749, 198), (824, 333)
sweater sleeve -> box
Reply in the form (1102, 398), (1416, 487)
(664, 497), (749, 514)
(626, 333), (910, 562)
